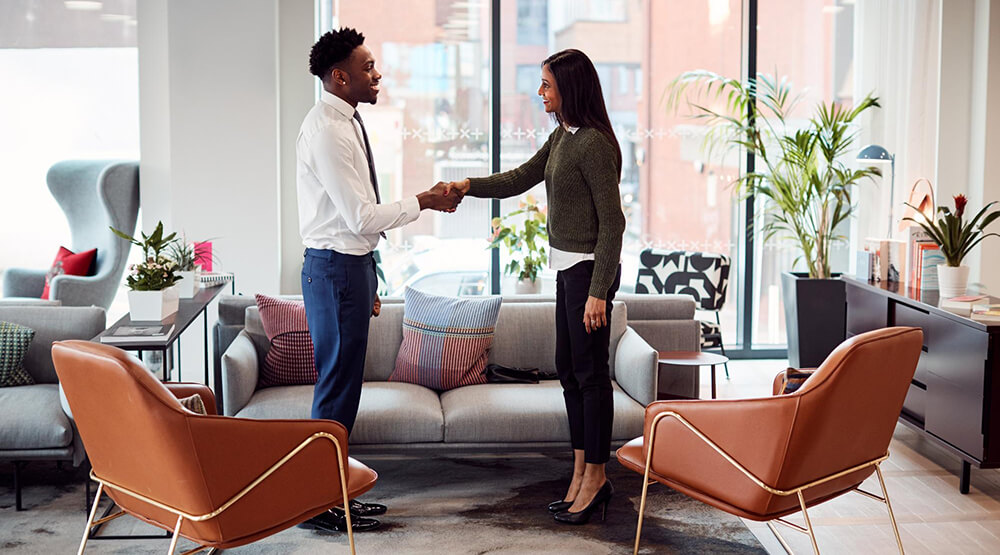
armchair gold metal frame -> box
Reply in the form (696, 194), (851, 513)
(78, 432), (356, 555)
(633, 411), (905, 555)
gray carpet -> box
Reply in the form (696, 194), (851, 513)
(1, 453), (764, 554)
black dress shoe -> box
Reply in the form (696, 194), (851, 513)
(554, 481), (614, 525)
(297, 509), (380, 533)
(350, 499), (387, 517)
(547, 500), (572, 513)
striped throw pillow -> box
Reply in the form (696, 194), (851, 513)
(255, 294), (317, 387)
(390, 288), (502, 391)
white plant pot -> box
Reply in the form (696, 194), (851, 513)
(176, 270), (200, 298)
(128, 286), (180, 321)
(514, 278), (542, 294)
(937, 264), (970, 298)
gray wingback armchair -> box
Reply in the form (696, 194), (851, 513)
(2, 160), (139, 309)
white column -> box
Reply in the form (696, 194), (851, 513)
(137, 0), (313, 297)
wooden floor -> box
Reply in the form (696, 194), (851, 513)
(700, 359), (1000, 554)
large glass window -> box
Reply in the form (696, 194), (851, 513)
(331, 0), (492, 297)
(0, 0), (139, 315)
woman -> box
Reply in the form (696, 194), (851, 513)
(446, 49), (625, 525)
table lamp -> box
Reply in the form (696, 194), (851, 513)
(857, 144), (895, 237)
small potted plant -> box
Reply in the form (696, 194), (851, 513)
(489, 195), (548, 294)
(904, 194), (1000, 297)
(111, 221), (181, 321)
(166, 238), (201, 298)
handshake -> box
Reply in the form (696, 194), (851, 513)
(417, 179), (471, 212)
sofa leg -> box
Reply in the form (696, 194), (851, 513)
(13, 461), (24, 511)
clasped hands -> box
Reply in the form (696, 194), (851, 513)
(417, 179), (471, 212)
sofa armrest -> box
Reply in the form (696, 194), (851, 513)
(615, 327), (659, 406)
(2, 268), (46, 298)
(221, 331), (259, 416)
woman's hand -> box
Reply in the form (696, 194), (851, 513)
(443, 178), (470, 197)
(372, 294), (381, 317)
(583, 296), (606, 334)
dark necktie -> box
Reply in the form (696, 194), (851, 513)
(353, 111), (385, 239)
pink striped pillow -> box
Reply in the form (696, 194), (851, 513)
(389, 288), (502, 391)
(255, 294), (317, 387)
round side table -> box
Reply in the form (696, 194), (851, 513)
(657, 351), (731, 400)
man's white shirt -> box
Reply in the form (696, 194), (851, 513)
(297, 89), (421, 254)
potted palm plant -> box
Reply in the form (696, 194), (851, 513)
(111, 221), (181, 321)
(489, 195), (548, 294)
(668, 72), (882, 366)
(904, 195), (1000, 297)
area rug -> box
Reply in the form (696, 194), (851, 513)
(1, 453), (764, 554)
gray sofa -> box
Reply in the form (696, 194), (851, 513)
(0, 305), (106, 510)
(217, 294), (699, 452)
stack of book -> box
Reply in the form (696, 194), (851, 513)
(906, 227), (943, 290)
(100, 323), (175, 344)
(198, 272), (234, 285)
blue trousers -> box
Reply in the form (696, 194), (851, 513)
(301, 248), (377, 434)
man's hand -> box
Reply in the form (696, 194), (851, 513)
(418, 181), (463, 212)
(444, 178), (471, 197)
(582, 296), (606, 334)
(372, 294), (381, 317)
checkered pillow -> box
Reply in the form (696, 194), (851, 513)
(0, 321), (36, 387)
(389, 288), (502, 391)
(254, 294), (317, 387)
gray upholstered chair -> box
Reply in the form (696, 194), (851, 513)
(2, 160), (139, 310)
(0, 305), (106, 510)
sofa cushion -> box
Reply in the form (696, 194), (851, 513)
(41, 246), (97, 299)
(235, 382), (444, 444)
(440, 380), (644, 444)
(389, 288), (502, 391)
(254, 295), (317, 387)
(489, 301), (627, 379)
(0, 306), (106, 384)
(0, 384), (73, 449)
(0, 321), (35, 387)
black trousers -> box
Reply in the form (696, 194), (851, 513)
(555, 261), (622, 464)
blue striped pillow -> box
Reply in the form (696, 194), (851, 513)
(389, 288), (503, 391)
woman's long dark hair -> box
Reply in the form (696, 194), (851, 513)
(542, 49), (622, 173)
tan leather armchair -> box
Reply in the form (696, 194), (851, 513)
(617, 327), (922, 554)
(51, 340), (377, 555)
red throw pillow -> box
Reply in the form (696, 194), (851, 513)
(41, 247), (97, 299)
(255, 294), (317, 387)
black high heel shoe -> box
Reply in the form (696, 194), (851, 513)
(547, 500), (572, 513)
(553, 481), (614, 525)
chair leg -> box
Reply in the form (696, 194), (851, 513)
(766, 521), (795, 554)
(633, 475), (653, 555)
(78, 482), (104, 555)
(796, 490), (820, 554)
(875, 463), (905, 554)
(716, 312), (729, 379)
(13, 461), (24, 511)
(167, 515), (183, 555)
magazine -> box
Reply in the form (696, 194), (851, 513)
(100, 324), (175, 344)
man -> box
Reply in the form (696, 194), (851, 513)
(296, 27), (460, 534)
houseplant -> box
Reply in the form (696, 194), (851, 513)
(111, 221), (181, 320)
(668, 71), (882, 366)
(904, 194), (1000, 297)
(166, 238), (201, 298)
(488, 195), (548, 294)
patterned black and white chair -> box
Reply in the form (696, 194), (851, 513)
(635, 249), (731, 377)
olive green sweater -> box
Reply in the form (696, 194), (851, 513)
(468, 126), (626, 299)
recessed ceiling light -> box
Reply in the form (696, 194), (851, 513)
(64, 1), (103, 10)
(100, 13), (131, 22)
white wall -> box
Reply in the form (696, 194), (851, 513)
(138, 0), (313, 297)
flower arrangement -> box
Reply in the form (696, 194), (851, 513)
(904, 194), (1000, 267)
(488, 194), (548, 283)
(111, 221), (181, 291)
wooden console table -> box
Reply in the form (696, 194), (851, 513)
(844, 276), (1000, 493)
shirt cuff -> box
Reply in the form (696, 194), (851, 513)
(404, 195), (421, 220)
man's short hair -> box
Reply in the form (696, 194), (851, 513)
(309, 27), (365, 79)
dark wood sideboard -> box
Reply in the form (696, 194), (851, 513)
(843, 277), (1000, 493)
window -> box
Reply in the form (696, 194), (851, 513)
(0, 0), (139, 312)
(516, 0), (548, 45)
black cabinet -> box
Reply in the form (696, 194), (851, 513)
(843, 277), (999, 493)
